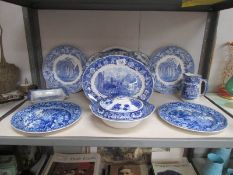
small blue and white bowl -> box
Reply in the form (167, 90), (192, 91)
(90, 96), (155, 128)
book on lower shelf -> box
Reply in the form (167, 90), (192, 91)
(42, 153), (101, 175)
(108, 164), (149, 175)
(152, 162), (197, 175)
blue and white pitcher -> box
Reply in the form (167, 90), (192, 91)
(181, 73), (208, 100)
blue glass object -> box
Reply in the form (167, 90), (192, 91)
(202, 153), (224, 175)
(212, 148), (232, 169)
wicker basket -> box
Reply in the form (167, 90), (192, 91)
(0, 25), (20, 94)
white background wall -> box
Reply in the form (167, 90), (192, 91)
(208, 8), (233, 92)
(0, 1), (31, 84)
(39, 10), (207, 74)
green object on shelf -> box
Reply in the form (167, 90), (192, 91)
(225, 76), (233, 95)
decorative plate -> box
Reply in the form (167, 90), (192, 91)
(158, 102), (227, 133)
(11, 101), (81, 134)
(82, 55), (154, 102)
(149, 46), (194, 94)
(90, 100), (155, 121)
(42, 45), (87, 94)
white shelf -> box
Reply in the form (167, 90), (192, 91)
(0, 92), (233, 147)
(0, 98), (26, 118)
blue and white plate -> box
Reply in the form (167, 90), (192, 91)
(42, 45), (87, 94)
(82, 55), (154, 102)
(149, 46), (194, 94)
(158, 102), (227, 133)
(11, 101), (81, 134)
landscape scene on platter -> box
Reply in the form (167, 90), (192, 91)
(158, 58), (182, 83)
(94, 67), (142, 97)
(55, 57), (79, 82)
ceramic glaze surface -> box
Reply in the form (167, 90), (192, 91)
(158, 102), (227, 133)
(86, 50), (149, 67)
(28, 88), (68, 103)
(90, 101), (155, 121)
(100, 97), (143, 113)
(11, 101), (81, 134)
(150, 46), (194, 94)
(82, 55), (154, 102)
(181, 73), (208, 100)
(43, 45), (87, 94)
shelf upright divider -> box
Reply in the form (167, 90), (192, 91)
(199, 11), (219, 79)
(22, 7), (45, 88)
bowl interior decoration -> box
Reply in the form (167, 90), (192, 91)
(99, 96), (143, 113)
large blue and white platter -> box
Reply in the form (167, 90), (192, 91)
(158, 102), (227, 133)
(82, 55), (154, 102)
(43, 45), (87, 94)
(149, 46), (194, 94)
(11, 101), (81, 134)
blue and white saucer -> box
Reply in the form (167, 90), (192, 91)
(158, 102), (227, 133)
(11, 101), (81, 134)
(42, 45), (87, 94)
(82, 55), (154, 102)
(149, 46), (194, 94)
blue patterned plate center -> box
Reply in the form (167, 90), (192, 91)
(11, 101), (81, 134)
(150, 46), (194, 94)
(82, 55), (154, 101)
(158, 102), (227, 133)
(55, 57), (80, 82)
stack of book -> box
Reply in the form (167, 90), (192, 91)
(106, 164), (149, 175)
(42, 153), (101, 175)
(152, 162), (197, 175)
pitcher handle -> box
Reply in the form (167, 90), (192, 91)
(201, 79), (208, 95)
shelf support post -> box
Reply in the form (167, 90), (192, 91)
(22, 7), (45, 88)
(199, 11), (219, 79)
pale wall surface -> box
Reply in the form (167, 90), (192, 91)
(0, 1), (31, 84)
(208, 8), (233, 92)
(39, 10), (207, 74)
